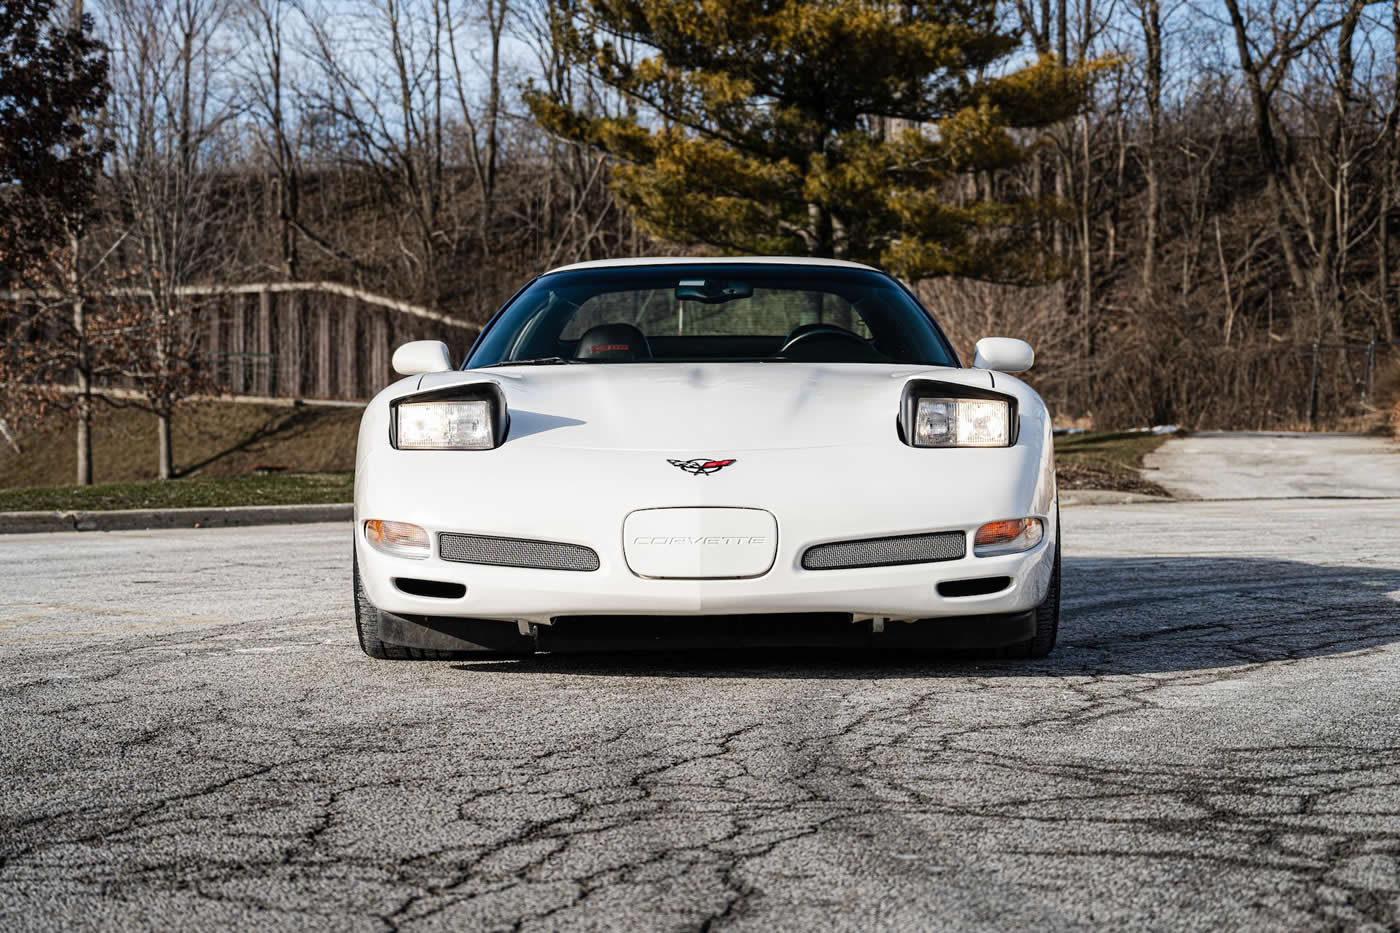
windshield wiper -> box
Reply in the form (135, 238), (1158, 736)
(484, 356), (577, 367)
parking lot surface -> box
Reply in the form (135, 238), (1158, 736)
(1144, 431), (1400, 500)
(2, 449), (1399, 930)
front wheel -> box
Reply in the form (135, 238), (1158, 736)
(353, 551), (532, 660)
(354, 551), (426, 659)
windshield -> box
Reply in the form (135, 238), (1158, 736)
(465, 264), (959, 368)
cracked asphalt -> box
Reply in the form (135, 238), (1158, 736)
(3, 456), (1400, 929)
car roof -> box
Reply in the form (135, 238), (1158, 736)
(543, 256), (882, 275)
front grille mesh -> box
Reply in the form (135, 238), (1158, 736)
(439, 533), (600, 572)
(802, 531), (966, 570)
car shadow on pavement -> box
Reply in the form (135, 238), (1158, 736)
(452, 556), (1400, 678)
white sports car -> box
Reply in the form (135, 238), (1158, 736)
(353, 257), (1059, 659)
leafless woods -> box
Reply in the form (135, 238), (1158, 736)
(4, 0), (1400, 483)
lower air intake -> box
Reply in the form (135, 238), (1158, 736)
(439, 533), (600, 572)
(802, 531), (966, 570)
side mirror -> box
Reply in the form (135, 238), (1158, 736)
(392, 340), (453, 375)
(972, 337), (1034, 373)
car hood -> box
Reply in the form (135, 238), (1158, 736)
(410, 363), (998, 451)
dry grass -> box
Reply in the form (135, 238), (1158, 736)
(1054, 431), (1173, 495)
(0, 401), (362, 488)
(0, 473), (352, 512)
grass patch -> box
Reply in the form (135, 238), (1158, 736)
(1054, 431), (1174, 495)
(0, 402), (361, 489)
(0, 472), (353, 513)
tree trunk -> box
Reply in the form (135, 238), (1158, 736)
(75, 386), (92, 486)
(1080, 115), (1094, 395)
(1220, 0), (1306, 291)
(1056, 0), (1067, 61)
(1382, 172), (1394, 341)
(157, 410), (173, 480)
(1388, 0), (1400, 339)
(71, 231), (92, 486)
(1140, 0), (1162, 291)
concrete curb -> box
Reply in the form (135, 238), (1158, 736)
(0, 503), (352, 534)
(1060, 489), (1174, 507)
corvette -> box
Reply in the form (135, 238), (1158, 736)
(353, 257), (1059, 659)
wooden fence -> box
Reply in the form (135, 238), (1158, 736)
(3, 282), (480, 403)
(189, 283), (477, 401)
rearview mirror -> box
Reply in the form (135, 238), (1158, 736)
(392, 340), (453, 375)
(675, 279), (753, 303)
(972, 337), (1034, 373)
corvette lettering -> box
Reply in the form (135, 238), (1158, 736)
(667, 457), (736, 475)
(632, 536), (767, 545)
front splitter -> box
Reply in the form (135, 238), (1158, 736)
(374, 609), (1036, 654)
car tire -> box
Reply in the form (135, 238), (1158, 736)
(353, 550), (530, 660)
(999, 514), (1060, 660)
(354, 550), (415, 659)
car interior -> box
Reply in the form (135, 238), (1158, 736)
(469, 267), (960, 368)
(569, 322), (890, 363)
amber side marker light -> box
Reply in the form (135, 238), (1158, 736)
(365, 519), (430, 559)
(973, 518), (1044, 557)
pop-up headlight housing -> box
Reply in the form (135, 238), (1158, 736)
(900, 379), (1017, 448)
(391, 383), (508, 450)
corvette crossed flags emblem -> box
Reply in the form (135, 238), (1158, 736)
(667, 457), (737, 476)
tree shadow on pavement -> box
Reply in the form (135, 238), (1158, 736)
(452, 556), (1400, 679)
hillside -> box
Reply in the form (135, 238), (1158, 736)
(0, 402), (361, 488)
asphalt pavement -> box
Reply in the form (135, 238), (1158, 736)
(2, 435), (1399, 931)
(1144, 431), (1400, 499)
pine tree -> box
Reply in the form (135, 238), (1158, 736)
(0, 0), (110, 278)
(528, 0), (1101, 281)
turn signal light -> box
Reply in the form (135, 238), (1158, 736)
(365, 519), (430, 559)
(973, 518), (1043, 557)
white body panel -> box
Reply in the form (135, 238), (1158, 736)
(354, 361), (1057, 626)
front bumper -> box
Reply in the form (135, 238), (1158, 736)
(356, 525), (1054, 624)
(355, 431), (1057, 625)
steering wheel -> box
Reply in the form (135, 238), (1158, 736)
(784, 322), (852, 343)
(778, 325), (869, 357)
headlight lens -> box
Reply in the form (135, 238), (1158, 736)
(364, 519), (430, 558)
(397, 400), (493, 450)
(914, 398), (1010, 447)
(974, 518), (1043, 556)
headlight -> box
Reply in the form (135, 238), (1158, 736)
(974, 518), (1043, 556)
(914, 398), (1010, 447)
(397, 400), (493, 450)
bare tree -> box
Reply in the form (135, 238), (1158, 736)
(444, 0), (507, 255)
(240, 0), (303, 280)
(105, 0), (239, 478)
(300, 0), (459, 301)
